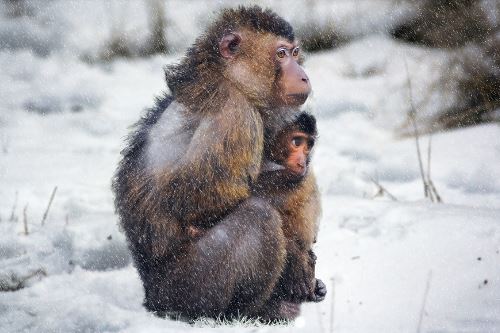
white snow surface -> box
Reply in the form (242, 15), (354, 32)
(1, 4), (500, 333)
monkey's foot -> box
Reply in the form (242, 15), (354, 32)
(308, 278), (327, 302)
(277, 301), (301, 321)
(256, 300), (301, 323)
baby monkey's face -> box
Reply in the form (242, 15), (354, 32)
(261, 112), (317, 184)
(281, 130), (315, 177)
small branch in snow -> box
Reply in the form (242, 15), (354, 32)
(368, 175), (398, 201)
(425, 136), (443, 203)
(416, 270), (433, 333)
(23, 204), (29, 235)
(8, 191), (18, 222)
(428, 180), (442, 203)
(41, 186), (57, 226)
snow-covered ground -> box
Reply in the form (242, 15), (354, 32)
(1, 3), (500, 333)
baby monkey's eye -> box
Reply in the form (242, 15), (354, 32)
(292, 137), (305, 147)
(292, 47), (299, 57)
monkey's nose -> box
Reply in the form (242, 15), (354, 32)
(301, 77), (309, 83)
(296, 162), (306, 173)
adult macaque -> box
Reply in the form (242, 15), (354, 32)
(113, 6), (320, 321)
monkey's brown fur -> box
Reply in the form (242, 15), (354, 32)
(254, 113), (325, 304)
(113, 6), (319, 321)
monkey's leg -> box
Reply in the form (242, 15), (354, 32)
(150, 197), (286, 320)
(271, 241), (316, 304)
(251, 244), (315, 322)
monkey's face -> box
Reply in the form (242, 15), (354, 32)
(220, 31), (311, 108)
(259, 129), (314, 188)
(283, 130), (315, 177)
(272, 40), (311, 107)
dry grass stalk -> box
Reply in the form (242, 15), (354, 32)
(9, 191), (18, 222)
(404, 59), (429, 198)
(41, 186), (57, 226)
(404, 59), (442, 203)
(23, 204), (28, 235)
(416, 270), (433, 333)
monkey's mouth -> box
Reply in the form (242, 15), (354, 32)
(286, 93), (309, 105)
(289, 165), (307, 177)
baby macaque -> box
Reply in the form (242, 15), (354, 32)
(254, 111), (326, 304)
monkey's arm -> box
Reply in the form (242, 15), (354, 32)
(158, 99), (263, 224)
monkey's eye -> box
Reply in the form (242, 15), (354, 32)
(292, 47), (300, 57)
(276, 47), (288, 59)
(292, 137), (305, 147)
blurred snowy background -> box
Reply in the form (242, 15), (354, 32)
(0, 0), (499, 332)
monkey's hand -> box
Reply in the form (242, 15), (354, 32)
(308, 278), (327, 302)
(186, 225), (205, 240)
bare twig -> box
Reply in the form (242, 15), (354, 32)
(368, 176), (398, 201)
(428, 180), (442, 203)
(9, 191), (18, 222)
(416, 270), (433, 333)
(23, 204), (29, 235)
(404, 58), (429, 199)
(41, 186), (57, 226)
(424, 136), (443, 202)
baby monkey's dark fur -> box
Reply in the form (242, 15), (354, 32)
(112, 6), (322, 321)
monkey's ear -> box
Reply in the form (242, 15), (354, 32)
(219, 32), (242, 59)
